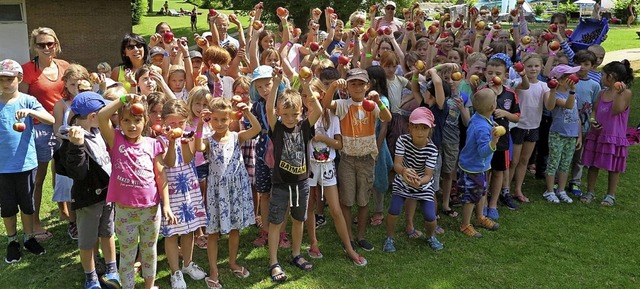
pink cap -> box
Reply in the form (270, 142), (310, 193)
(409, 107), (435, 127)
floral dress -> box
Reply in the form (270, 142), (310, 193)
(159, 136), (208, 237)
(206, 132), (255, 234)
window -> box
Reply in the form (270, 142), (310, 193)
(0, 4), (24, 22)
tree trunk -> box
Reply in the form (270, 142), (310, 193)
(148, 0), (153, 13)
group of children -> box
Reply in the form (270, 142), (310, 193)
(0, 1), (635, 289)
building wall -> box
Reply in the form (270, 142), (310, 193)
(25, 0), (131, 71)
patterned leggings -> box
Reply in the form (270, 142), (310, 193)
(546, 131), (577, 176)
(115, 205), (161, 289)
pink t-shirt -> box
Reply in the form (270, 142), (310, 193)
(107, 129), (165, 207)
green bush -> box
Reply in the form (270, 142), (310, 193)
(613, 0), (638, 22)
(132, 0), (147, 25)
(557, 3), (579, 14)
(532, 4), (546, 17)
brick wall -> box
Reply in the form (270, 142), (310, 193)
(25, 0), (132, 71)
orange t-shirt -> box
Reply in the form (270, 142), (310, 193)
(21, 59), (70, 115)
(335, 98), (380, 159)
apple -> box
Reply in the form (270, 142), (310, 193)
(356, 27), (365, 35)
(362, 100), (376, 112)
(370, 4), (378, 12)
(453, 20), (463, 28)
(568, 74), (580, 83)
(406, 22), (415, 31)
(209, 9), (218, 17)
(363, 33), (369, 42)
(233, 110), (244, 120)
(517, 0), (525, 4)
(614, 81), (624, 91)
(249, 10), (255, 17)
(313, 8), (322, 16)
(130, 103), (145, 115)
(252, 20), (263, 30)
(210, 64), (221, 74)
(451, 71), (463, 81)
(470, 75), (480, 85)
(476, 20), (486, 29)
(543, 32), (554, 42)
(428, 25), (438, 34)
(547, 78), (558, 89)
(470, 7), (479, 15)
(309, 42), (320, 52)
(432, 21), (440, 27)
(231, 95), (243, 104)
(181, 138), (190, 144)
(415, 60), (426, 71)
(327, 7), (334, 14)
(439, 32), (449, 39)
(549, 24), (558, 32)
(277, 7), (287, 17)
(493, 24), (502, 30)
(548, 40), (560, 51)
(445, 22), (452, 29)
(414, 2), (420, 8)
(384, 26), (392, 35)
(514, 62), (525, 73)
(491, 7), (499, 15)
(151, 124), (163, 134)
(163, 31), (174, 43)
(492, 76), (502, 86)
(170, 128), (183, 139)
(521, 35), (532, 45)
(494, 125), (506, 137)
(197, 37), (207, 46)
(511, 9), (518, 17)
(565, 29), (573, 37)
(367, 27), (377, 37)
(338, 55), (350, 65)
(13, 122), (25, 132)
(465, 45), (474, 54)
(229, 14), (237, 22)
(299, 67), (312, 79)
(293, 28), (302, 37)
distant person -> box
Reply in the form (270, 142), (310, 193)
(163, 1), (169, 15)
(191, 7), (198, 31)
(628, 0), (636, 28)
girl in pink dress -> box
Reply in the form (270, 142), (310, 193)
(581, 60), (633, 206)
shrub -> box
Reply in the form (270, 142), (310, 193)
(613, 0), (638, 22)
(132, 0), (147, 25)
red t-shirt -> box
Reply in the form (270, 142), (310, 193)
(21, 59), (70, 115)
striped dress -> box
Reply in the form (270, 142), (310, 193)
(391, 134), (439, 202)
(159, 136), (208, 237)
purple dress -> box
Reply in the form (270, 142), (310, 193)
(582, 95), (630, 172)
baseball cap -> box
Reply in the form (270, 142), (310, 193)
(71, 91), (111, 117)
(409, 107), (435, 127)
(189, 50), (203, 59)
(385, 1), (397, 8)
(103, 78), (123, 89)
(549, 64), (580, 79)
(0, 59), (23, 77)
(251, 65), (273, 83)
(346, 68), (369, 83)
(149, 46), (165, 57)
(202, 32), (213, 38)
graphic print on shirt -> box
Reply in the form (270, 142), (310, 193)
(312, 125), (331, 161)
(280, 130), (306, 175)
(114, 144), (155, 188)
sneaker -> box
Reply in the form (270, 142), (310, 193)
(279, 232), (291, 248)
(252, 230), (268, 247)
(486, 207), (499, 220)
(85, 279), (101, 289)
(543, 191), (560, 203)
(382, 237), (396, 252)
(68, 222), (79, 240)
(357, 239), (374, 251)
(101, 272), (121, 289)
(557, 191), (574, 203)
(170, 270), (187, 289)
(182, 261), (207, 280)
(426, 235), (444, 251)
(476, 216), (500, 230)
(315, 215), (326, 228)
(460, 224), (482, 238)
(5, 241), (21, 264)
(23, 237), (45, 255)
(569, 183), (583, 197)
(499, 192), (520, 210)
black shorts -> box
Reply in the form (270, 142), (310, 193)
(511, 127), (540, 144)
(491, 150), (510, 171)
(0, 170), (36, 218)
(269, 180), (310, 224)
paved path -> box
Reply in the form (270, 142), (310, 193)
(603, 48), (640, 64)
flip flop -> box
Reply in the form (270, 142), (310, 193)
(406, 228), (423, 239)
(205, 277), (223, 289)
(513, 194), (530, 203)
(307, 247), (323, 259)
(33, 230), (53, 241)
(231, 266), (250, 278)
(195, 235), (208, 250)
(370, 215), (384, 226)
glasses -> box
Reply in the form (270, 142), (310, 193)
(35, 42), (56, 49)
(126, 43), (145, 50)
(385, 6), (395, 10)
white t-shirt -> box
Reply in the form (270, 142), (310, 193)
(516, 81), (550, 130)
(386, 75), (409, 114)
(308, 112), (341, 162)
(222, 76), (234, 99)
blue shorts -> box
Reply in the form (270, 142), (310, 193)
(52, 174), (73, 202)
(34, 123), (58, 162)
(196, 163), (209, 182)
(457, 170), (488, 204)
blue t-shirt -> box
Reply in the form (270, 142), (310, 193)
(550, 91), (580, 138)
(459, 113), (496, 173)
(0, 93), (44, 173)
(420, 101), (448, 148)
(575, 78), (601, 133)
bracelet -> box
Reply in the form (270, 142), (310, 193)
(183, 56), (190, 59)
(422, 27), (427, 31)
(512, 24), (519, 28)
(119, 95), (128, 104)
(195, 132), (203, 138)
(435, 65), (441, 72)
(378, 103), (387, 110)
(549, 51), (557, 57)
(163, 52), (170, 57)
(569, 91), (575, 94)
(283, 23), (288, 28)
(469, 30), (476, 34)
(412, 76), (419, 81)
(130, 83), (137, 87)
(331, 26), (336, 29)
(366, 53), (372, 58)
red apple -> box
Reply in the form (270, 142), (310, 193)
(446, 22), (452, 29)
(209, 9), (218, 17)
(521, 35), (532, 45)
(510, 9), (518, 17)
(130, 103), (145, 115)
(565, 29), (573, 37)
(363, 33), (369, 42)
(327, 7), (334, 14)
(362, 100), (376, 112)
(233, 110), (244, 120)
(406, 22), (415, 31)
(470, 7), (479, 15)
(451, 71), (463, 81)
(163, 31), (174, 43)
(548, 78), (558, 89)
(252, 20), (263, 30)
(338, 55), (350, 65)
(514, 62), (525, 73)
(543, 32), (554, 42)
(464, 45), (474, 54)
(549, 24), (558, 32)
(568, 74), (579, 83)
(313, 8), (322, 16)
(231, 95), (243, 104)
(453, 20), (463, 28)
(309, 42), (320, 52)
(415, 60), (426, 71)
(299, 67), (312, 79)
(439, 32), (449, 39)
(548, 40), (560, 51)
(229, 14), (237, 22)
(210, 64), (221, 74)
(12, 122), (25, 132)
(367, 27), (378, 37)
(492, 76), (502, 86)
(151, 124), (163, 134)
(293, 28), (302, 37)
(277, 7), (287, 17)
(384, 26), (392, 35)
(428, 25), (438, 34)
(170, 128), (183, 139)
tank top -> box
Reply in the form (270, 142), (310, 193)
(118, 66), (133, 93)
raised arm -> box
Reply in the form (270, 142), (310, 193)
(238, 103), (261, 143)
(266, 70), (281, 131)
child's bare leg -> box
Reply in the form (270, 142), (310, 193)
(268, 222), (282, 266)
(404, 199), (417, 233)
(341, 204), (353, 240)
(488, 171), (503, 208)
(324, 186), (359, 259)
(557, 172), (569, 194)
(587, 166), (599, 192)
(228, 230), (242, 270)
(207, 233), (220, 279)
(165, 235), (180, 272)
(291, 219), (304, 257)
(461, 203), (474, 227)
(180, 232), (195, 265)
(441, 171), (455, 211)
(607, 171), (620, 197)
(514, 142), (536, 195)
(305, 188), (318, 249)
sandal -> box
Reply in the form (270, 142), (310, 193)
(268, 263), (287, 283)
(527, 164), (536, 174)
(195, 235), (208, 250)
(307, 247), (323, 259)
(513, 194), (530, 203)
(33, 230), (53, 241)
(435, 226), (445, 234)
(231, 266), (250, 278)
(254, 215), (263, 229)
(600, 194), (616, 206)
(370, 215), (384, 226)
(351, 255), (368, 266)
(581, 191), (595, 203)
(290, 255), (313, 271)
(406, 228), (423, 239)
(205, 277), (223, 289)
(441, 208), (458, 218)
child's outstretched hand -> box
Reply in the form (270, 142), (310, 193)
(163, 206), (178, 225)
(200, 108), (212, 122)
(272, 66), (284, 82)
(67, 126), (85, 145)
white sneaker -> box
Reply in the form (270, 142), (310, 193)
(182, 261), (207, 280)
(543, 191), (560, 203)
(170, 270), (187, 289)
(557, 191), (573, 203)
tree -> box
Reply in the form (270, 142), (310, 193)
(613, 0), (637, 21)
(148, 0), (153, 13)
(132, 0), (147, 25)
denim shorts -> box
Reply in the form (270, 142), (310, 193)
(34, 123), (58, 162)
(195, 163), (209, 182)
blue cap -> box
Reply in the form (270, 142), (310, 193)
(71, 92), (111, 117)
(251, 65), (273, 83)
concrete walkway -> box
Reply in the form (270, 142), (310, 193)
(603, 48), (640, 64)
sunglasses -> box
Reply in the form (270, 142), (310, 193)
(385, 6), (395, 10)
(126, 43), (145, 50)
(35, 42), (56, 49)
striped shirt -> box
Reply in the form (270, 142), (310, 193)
(392, 134), (438, 202)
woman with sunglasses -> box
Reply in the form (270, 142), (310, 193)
(371, 1), (403, 34)
(18, 27), (70, 242)
(110, 33), (149, 93)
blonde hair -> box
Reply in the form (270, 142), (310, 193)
(186, 86), (212, 123)
(521, 53), (543, 66)
(168, 65), (186, 79)
(162, 99), (190, 119)
(97, 62), (111, 73)
(232, 76), (251, 93)
(209, 97), (233, 113)
(472, 88), (497, 114)
(277, 89), (303, 111)
(466, 52), (487, 67)
(349, 11), (366, 26)
(103, 86), (127, 101)
(62, 64), (90, 100)
(30, 27), (61, 55)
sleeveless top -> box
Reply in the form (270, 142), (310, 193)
(118, 66), (133, 93)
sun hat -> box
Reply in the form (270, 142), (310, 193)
(549, 64), (580, 79)
(0, 59), (23, 77)
(409, 107), (435, 127)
